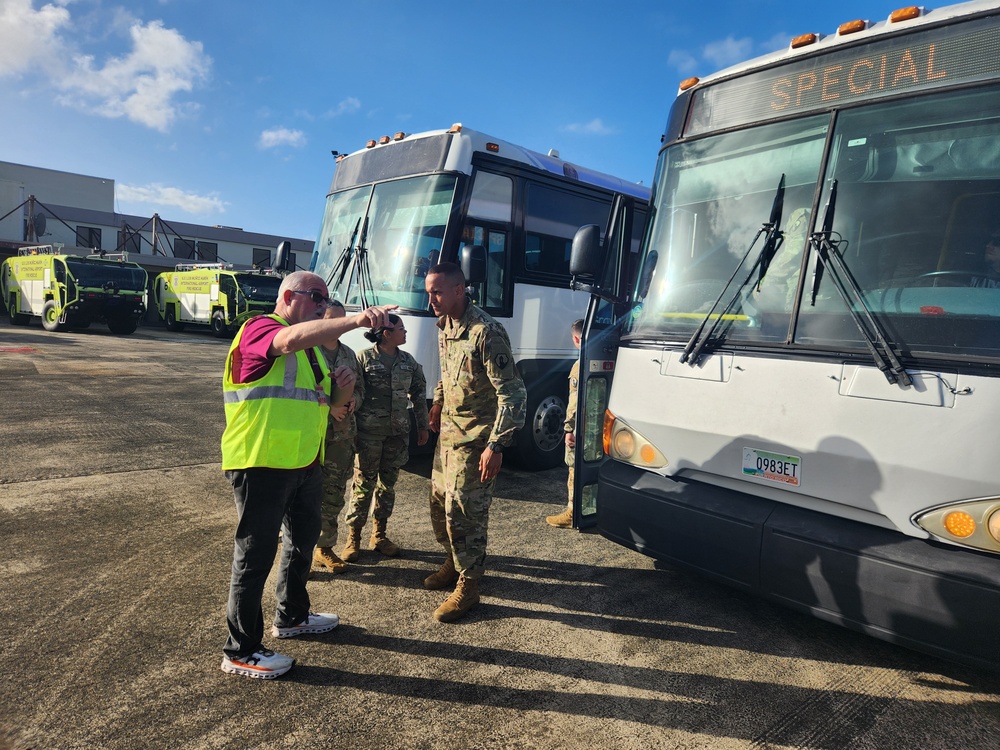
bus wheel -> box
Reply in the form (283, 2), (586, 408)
(211, 310), (228, 337)
(41, 300), (66, 332)
(165, 307), (185, 332)
(513, 389), (566, 470)
(8, 295), (29, 326)
(108, 316), (139, 335)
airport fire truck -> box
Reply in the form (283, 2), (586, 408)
(1, 245), (148, 335)
(153, 263), (282, 336)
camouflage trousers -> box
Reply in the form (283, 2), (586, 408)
(564, 442), (575, 512)
(345, 432), (409, 528)
(429, 440), (495, 580)
(317, 437), (356, 548)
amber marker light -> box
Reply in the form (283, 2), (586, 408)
(393, 132), (406, 141)
(791, 32), (818, 49)
(944, 510), (976, 538)
(448, 123), (463, 133)
(379, 135), (391, 145)
(366, 139), (377, 149)
(838, 19), (867, 35)
(486, 142), (500, 153)
(890, 6), (922, 22)
(679, 77), (700, 91)
(603, 410), (616, 456)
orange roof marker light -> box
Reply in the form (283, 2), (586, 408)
(838, 19), (868, 36)
(379, 135), (391, 145)
(890, 6), (923, 23)
(448, 123), (463, 133)
(393, 132), (406, 141)
(679, 77), (700, 91)
(486, 142), (500, 153)
(365, 139), (377, 149)
(791, 32), (818, 49)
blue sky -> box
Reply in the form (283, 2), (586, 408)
(1, 0), (919, 241)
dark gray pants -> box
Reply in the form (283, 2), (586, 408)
(223, 465), (322, 660)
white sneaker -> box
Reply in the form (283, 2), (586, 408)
(271, 611), (339, 639)
(220, 647), (294, 679)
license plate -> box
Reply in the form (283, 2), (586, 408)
(742, 447), (801, 486)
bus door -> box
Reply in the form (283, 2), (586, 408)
(570, 194), (640, 529)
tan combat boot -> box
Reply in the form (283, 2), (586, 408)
(423, 554), (458, 590)
(313, 546), (348, 574)
(433, 575), (480, 623)
(370, 517), (400, 557)
(340, 525), (363, 563)
(546, 507), (573, 528)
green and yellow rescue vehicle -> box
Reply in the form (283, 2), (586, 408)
(1, 245), (148, 335)
(153, 263), (281, 337)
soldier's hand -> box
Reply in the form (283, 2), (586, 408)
(480, 446), (502, 482)
(417, 429), (429, 446)
(332, 365), (356, 390)
(565, 432), (575, 449)
(331, 404), (349, 421)
(428, 403), (442, 433)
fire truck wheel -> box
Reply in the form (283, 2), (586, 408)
(165, 307), (185, 332)
(211, 310), (228, 337)
(41, 300), (65, 332)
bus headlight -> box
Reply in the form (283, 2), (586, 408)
(914, 498), (1000, 553)
(605, 411), (668, 469)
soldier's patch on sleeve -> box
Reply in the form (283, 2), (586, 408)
(494, 352), (510, 370)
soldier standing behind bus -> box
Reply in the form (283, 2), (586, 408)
(340, 313), (429, 562)
(313, 300), (365, 574)
(423, 262), (526, 622)
(546, 318), (583, 529)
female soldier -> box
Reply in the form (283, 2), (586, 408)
(340, 314), (429, 560)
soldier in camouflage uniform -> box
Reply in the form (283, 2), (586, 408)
(423, 262), (526, 623)
(314, 301), (365, 574)
(546, 318), (583, 529)
(341, 313), (429, 561)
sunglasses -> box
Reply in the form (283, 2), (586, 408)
(290, 289), (332, 306)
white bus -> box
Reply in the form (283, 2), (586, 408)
(570, 1), (1000, 671)
(310, 123), (649, 468)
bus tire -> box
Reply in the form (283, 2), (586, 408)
(41, 300), (66, 332)
(108, 316), (139, 335)
(8, 295), (29, 326)
(164, 307), (185, 332)
(211, 310), (228, 337)
(513, 386), (567, 470)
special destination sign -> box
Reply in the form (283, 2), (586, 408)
(686, 13), (1000, 136)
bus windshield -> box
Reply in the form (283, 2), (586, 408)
(631, 83), (1000, 362)
(234, 273), (281, 302)
(66, 258), (147, 291)
(314, 174), (457, 311)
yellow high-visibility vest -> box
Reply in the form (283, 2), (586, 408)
(221, 315), (331, 469)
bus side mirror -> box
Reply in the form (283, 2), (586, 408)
(461, 244), (487, 284)
(274, 241), (292, 272)
(570, 224), (603, 278)
(637, 250), (658, 299)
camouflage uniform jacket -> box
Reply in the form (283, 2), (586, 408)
(432, 300), (526, 449)
(564, 358), (580, 435)
(320, 340), (363, 442)
(355, 346), (429, 438)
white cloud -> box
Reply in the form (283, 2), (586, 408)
(761, 32), (791, 54)
(323, 97), (361, 118)
(0, 0), (71, 76)
(0, 3), (210, 132)
(667, 49), (699, 75)
(561, 118), (616, 136)
(117, 183), (226, 215)
(702, 36), (755, 68)
(258, 127), (306, 149)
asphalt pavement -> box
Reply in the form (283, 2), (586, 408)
(1, 320), (998, 750)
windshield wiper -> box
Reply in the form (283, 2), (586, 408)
(680, 174), (786, 366)
(329, 217), (361, 293)
(808, 180), (912, 386)
(355, 216), (377, 308)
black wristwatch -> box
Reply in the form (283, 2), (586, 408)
(487, 441), (504, 454)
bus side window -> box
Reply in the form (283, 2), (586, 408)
(486, 230), (506, 309)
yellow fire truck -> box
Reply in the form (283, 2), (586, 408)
(1, 246), (148, 335)
(153, 263), (281, 336)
